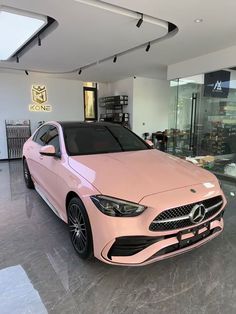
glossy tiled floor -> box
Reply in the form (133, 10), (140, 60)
(0, 160), (236, 314)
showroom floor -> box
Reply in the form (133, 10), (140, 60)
(0, 160), (235, 314)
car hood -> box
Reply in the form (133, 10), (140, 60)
(68, 150), (217, 203)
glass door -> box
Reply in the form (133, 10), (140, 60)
(169, 77), (201, 157)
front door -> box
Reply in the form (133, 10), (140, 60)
(36, 125), (66, 216)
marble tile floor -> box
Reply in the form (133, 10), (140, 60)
(0, 160), (235, 314)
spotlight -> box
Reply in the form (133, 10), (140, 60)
(38, 36), (41, 46)
(25, 70), (29, 75)
(194, 18), (203, 23)
(16, 56), (19, 63)
(136, 13), (143, 28)
(78, 68), (82, 75)
(145, 42), (151, 52)
(113, 55), (117, 63)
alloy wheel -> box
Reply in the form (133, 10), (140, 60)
(24, 163), (29, 182)
(68, 203), (87, 253)
(23, 159), (34, 189)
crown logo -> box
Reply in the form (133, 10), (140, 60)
(32, 85), (47, 104)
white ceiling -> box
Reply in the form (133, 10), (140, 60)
(1, 0), (236, 82)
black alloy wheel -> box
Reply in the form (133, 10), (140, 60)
(23, 159), (34, 189)
(68, 197), (93, 259)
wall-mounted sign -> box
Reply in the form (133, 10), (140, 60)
(204, 70), (231, 98)
(29, 104), (52, 112)
(29, 85), (52, 112)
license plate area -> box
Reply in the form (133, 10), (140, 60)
(177, 222), (211, 248)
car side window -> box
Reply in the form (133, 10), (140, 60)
(33, 125), (50, 146)
(46, 126), (60, 154)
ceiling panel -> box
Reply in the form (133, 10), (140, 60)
(0, 0), (168, 72)
(1, 0), (236, 81)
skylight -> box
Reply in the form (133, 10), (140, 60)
(0, 8), (47, 61)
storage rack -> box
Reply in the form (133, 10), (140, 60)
(5, 120), (31, 159)
(99, 95), (129, 126)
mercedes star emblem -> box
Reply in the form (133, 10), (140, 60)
(189, 204), (206, 224)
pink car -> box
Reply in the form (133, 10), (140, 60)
(23, 121), (226, 266)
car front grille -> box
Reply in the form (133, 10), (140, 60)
(149, 195), (223, 231)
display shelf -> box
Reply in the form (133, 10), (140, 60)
(99, 95), (129, 127)
(99, 95), (128, 108)
(5, 120), (31, 159)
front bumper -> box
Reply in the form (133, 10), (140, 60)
(82, 184), (226, 266)
(103, 213), (224, 266)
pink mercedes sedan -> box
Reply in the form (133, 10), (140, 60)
(23, 121), (226, 266)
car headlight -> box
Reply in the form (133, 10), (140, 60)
(91, 195), (147, 217)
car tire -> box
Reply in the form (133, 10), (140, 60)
(67, 197), (93, 259)
(23, 159), (34, 189)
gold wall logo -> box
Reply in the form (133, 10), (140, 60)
(32, 85), (47, 104)
(29, 85), (52, 112)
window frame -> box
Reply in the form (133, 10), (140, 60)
(32, 124), (51, 146)
(32, 124), (61, 154)
(45, 124), (61, 155)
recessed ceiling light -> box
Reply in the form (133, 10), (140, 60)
(0, 7), (47, 61)
(194, 18), (203, 23)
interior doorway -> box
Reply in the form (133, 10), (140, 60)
(83, 82), (98, 121)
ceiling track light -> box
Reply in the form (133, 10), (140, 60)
(136, 13), (143, 28)
(25, 70), (29, 75)
(145, 42), (151, 52)
(113, 55), (117, 63)
(38, 36), (41, 46)
(16, 56), (19, 63)
(78, 68), (82, 75)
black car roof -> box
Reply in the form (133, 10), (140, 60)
(57, 121), (121, 128)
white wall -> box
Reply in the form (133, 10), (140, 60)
(0, 72), (83, 159)
(132, 77), (170, 137)
(168, 44), (236, 80)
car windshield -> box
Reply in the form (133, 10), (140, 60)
(63, 124), (150, 156)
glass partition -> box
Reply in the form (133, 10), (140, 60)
(168, 70), (236, 178)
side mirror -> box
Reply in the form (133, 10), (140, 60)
(145, 140), (154, 148)
(40, 145), (58, 157)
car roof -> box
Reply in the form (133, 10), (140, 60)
(57, 121), (122, 128)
